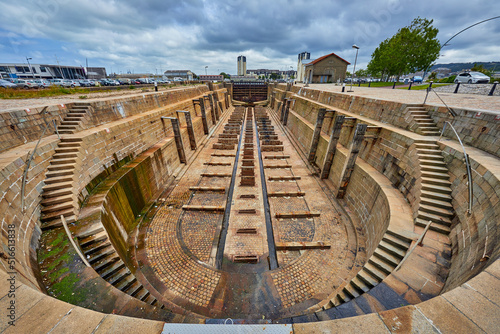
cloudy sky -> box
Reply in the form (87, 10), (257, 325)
(0, 0), (498, 76)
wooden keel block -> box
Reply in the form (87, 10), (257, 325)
(182, 205), (225, 212)
(276, 241), (331, 250)
(275, 211), (320, 218)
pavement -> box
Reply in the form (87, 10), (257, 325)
(295, 83), (500, 114)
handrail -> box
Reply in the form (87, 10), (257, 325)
(423, 85), (457, 117)
(439, 121), (473, 214)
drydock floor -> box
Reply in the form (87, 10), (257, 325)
(136, 105), (359, 319)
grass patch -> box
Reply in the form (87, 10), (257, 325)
(398, 83), (450, 90)
(0, 86), (107, 99)
(351, 82), (405, 88)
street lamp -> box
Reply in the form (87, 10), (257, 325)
(205, 66), (208, 75)
(26, 57), (34, 78)
(348, 45), (359, 92)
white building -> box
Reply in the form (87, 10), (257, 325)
(237, 56), (247, 76)
(296, 52), (311, 82)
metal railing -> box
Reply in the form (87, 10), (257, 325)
(424, 84), (457, 117)
(439, 121), (473, 214)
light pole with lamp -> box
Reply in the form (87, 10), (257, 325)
(26, 57), (34, 78)
(205, 66), (208, 75)
(348, 45), (359, 92)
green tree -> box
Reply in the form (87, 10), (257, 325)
(219, 72), (230, 79)
(367, 17), (440, 80)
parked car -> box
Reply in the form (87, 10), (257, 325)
(454, 71), (490, 84)
(0, 79), (18, 88)
(79, 79), (93, 87)
(64, 80), (80, 88)
(34, 79), (51, 88)
(14, 79), (39, 89)
(411, 76), (423, 83)
(49, 79), (71, 87)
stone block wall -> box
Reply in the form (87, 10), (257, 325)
(428, 106), (500, 157)
(0, 137), (60, 289)
(0, 104), (68, 153)
(440, 143), (500, 291)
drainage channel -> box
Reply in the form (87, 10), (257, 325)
(254, 108), (279, 270)
(215, 107), (246, 269)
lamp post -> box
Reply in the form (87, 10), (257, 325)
(348, 45), (359, 92)
(205, 66), (208, 75)
(26, 57), (34, 78)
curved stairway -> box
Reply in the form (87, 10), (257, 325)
(407, 105), (441, 136)
(77, 223), (165, 308)
(324, 230), (411, 309)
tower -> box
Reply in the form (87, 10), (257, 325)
(237, 55), (247, 76)
(297, 52), (310, 82)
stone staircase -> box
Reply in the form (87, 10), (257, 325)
(415, 141), (454, 235)
(57, 102), (91, 134)
(40, 137), (82, 230)
(325, 231), (411, 309)
(407, 105), (441, 136)
(77, 223), (164, 308)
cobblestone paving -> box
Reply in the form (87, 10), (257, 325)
(146, 186), (221, 307)
(181, 211), (223, 262)
(256, 105), (353, 311)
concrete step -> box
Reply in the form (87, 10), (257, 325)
(343, 285), (360, 299)
(364, 262), (387, 282)
(419, 159), (446, 167)
(415, 218), (451, 234)
(41, 194), (73, 207)
(418, 126), (440, 131)
(92, 253), (119, 272)
(79, 231), (108, 248)
(134, 287), (151, 301)
(42, 181), (73, 192)
(100, 261), (126, 280)
(40, 207), (75, 222)
(124, 281), (143, 297)
(50, 158), (77, 165)
(60, 137), (82, 142)
(415, 143), (439, 150)
(55, 147), (80, 153)
(58, 130), (75, 134)
(58, 142), (81, 148)
(44, 175), (74, 184)
(66, 113), (86, 117)
(43, 187), (73, 198)
(378, 240), (406, 259)
(417, 148), (442, 155)
(336, 290), (351, 304)
(374, 248), (401, 267)
(382, 233), (411, 250)
(421, 177), (452, 187)
(417, 211), (452, 226)
(421, 131), (441, 136)
(357, 270), (379, 288)
(419, 204), (454, 218)
(58, 126), (77, 130)
(420, 189), (452, 202)
(41, 215), (76, 230)
(142, 294), (157, 305)
(45, 169), (73, 178)
(421, 170), (449, 180)
(414, 122), (436, 126)
(53, 153), (78, 159)
(47, 163), (76, 171)
(368, 257), (395, 275)
(115, 275), (137, 292)
(418, 153), (444, 161)
(410, 111), (428, 115)
(76, 223), (104, 239)
(420, 164), (448, 173)
(107, 267), (130, 286)
(350, 276), (370, 293)
(41, 201), (75, 214)
(64, 117), (84, 122)
(82, 238), (111, 256)
(420, 197), (453, 210)
(421, 183), (452, 195)
(87, 245), (115, 264)
(60, 122), (80, 126)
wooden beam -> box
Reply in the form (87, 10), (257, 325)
(321, 115), (345, 179)
(308, 108), (327, 163)
(337, 123), (367, 198)
(276, 241), (331, 250)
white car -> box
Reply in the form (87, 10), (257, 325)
(454, 71), (490, 84)
(34, 79), (51, 88)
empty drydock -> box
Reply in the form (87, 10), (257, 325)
(1, 82), (499, 333)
